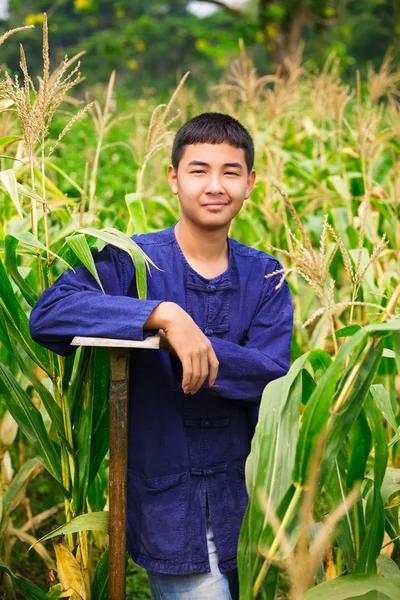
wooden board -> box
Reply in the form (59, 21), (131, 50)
(70, 335), (161, 349)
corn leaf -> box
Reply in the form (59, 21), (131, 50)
(318, 339), (383, 485)
(77, 227), (159, 300)
(29, 511), (109, 550)
(10, 232), (72, 270)
(372, 384), (398, 433)
(0, 259), (51, 375)
(5, 234), (39, 307)
(0, 458), (40, 526)
(0, 558), (50, 600)
(125, 192), (148, 234)
(0, 363), (62, 486)
(66, 233), (105, 293)
(0, 135), (23, 149)
(356, 396), (388, 574)
(292, 321), (400, 487)
(91, 546), (109, 600)
(305, 573), (400, 600)
(45, 159), (83, 194)
(0, 168), (23, 218)
(238, 351), (318, 598)
(2, 322), (64, 436)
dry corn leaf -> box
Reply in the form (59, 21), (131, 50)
(52, 535), (87, 600)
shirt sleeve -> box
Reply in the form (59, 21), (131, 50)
(29, 243), (163, 357)
(205, 262), (294, 405)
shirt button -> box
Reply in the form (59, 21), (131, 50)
(205, 328), (213, 335)
(204, 469), (213, 476)
(202, 420), (210, 428)
(207, 284), (216, 292)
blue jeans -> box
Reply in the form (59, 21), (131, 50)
(146, 499), (239, 599)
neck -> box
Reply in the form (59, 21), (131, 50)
(174, 217), (229, 263)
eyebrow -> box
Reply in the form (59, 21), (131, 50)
(187, 160), (243, 169)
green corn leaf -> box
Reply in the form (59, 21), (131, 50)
(0, 558), (50, 600)
(0, 135), (23, 149)
(88, 347), (110, 485)
(0, 168), (23, 218)
(2, 323), (64, 436)
(325, 324), (361, 341)
(238, 351), (316, 597)
(0, 458), (40, 526)
(77, 226), (160, 300)
(377, 555), (400, 585)
(393, 331), (400, 377)
(305, 573), (400, 600)
(365, 468), (400, 508)
(10, 232), (72, 269)
(149, 195), (180, 220)
(32, 166), (72, 202)
(29, 511), (109, 550)
(71, 347), (109, 515)
(44, 159), (83, 194)
(292, 322), (400, 487)
(66, 233), (105, 293)
(4, 234), (38, 307)
(318, 339), (383, 485)
(372, 384), (398, 433)
(324, 448), (356, 572)
(126, 192), (148, 234)
(356, 396), (388, 574)
(0, 259), (51, 375)
(0, 363), (62, 486)
(91, 546), (109, 600)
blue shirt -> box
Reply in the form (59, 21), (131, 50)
(29, 220), (294, 575)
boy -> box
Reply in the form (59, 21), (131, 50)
(29, 112), (294, 599)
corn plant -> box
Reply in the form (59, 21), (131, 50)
(0, 16), (399, 600)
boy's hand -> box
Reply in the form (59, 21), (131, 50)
(146, 302), (219, 394)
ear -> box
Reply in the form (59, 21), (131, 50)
(244, 170), (256, 199)
(168, 165), (179, 195)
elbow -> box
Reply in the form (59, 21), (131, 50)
(29, 304), (75, 358)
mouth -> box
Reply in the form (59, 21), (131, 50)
(203, 203), (228, 210)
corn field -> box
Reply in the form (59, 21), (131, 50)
(0, 15), (400, 600)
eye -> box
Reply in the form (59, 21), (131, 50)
(225, 172), (239, 176)
(191, 170), (206, 174)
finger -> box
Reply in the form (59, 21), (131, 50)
(194, 351), (209, 393)
(181, 354), (193, 394)
(208, 347), (219, 387)
(188, 353), (201, 393)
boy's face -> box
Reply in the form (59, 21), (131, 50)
(167, 142), (256, 231)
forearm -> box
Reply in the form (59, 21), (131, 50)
(143, 301), (180, 330)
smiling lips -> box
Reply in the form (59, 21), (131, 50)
(203, 201), (228, 207)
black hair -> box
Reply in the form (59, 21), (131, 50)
(171, 112), (254, 174)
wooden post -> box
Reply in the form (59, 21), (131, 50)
(71, 335), (160, 600)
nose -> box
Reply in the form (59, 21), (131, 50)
(204, 173), (225, 196)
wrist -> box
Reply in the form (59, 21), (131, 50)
(144, 301), (181, 330)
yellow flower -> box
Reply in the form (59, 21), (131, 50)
(24, 13), (44, 26)
(127, 59), (138, 70)
(195, 39), (207, 52)
(74, 0), (92, 10)
(135, 41), (146, 52)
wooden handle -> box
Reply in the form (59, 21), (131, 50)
(109, 349), (130, 600)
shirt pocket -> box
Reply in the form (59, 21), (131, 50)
(127, 469), (187, 561)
